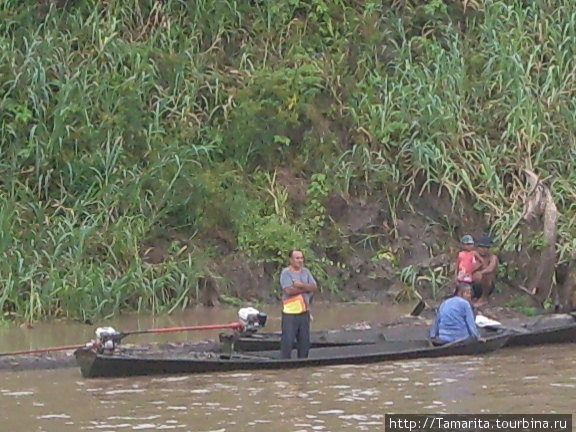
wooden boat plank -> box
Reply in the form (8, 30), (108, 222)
(229, 327), (426, 351)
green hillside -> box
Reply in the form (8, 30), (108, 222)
(1, 0), (575, 321)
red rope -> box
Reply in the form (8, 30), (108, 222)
(127, 322), (244, 335)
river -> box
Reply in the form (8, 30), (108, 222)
(1, 303), (575, 431)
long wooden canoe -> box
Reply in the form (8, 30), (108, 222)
(75, 333), (509, 378)
(226, 314), (576, 352)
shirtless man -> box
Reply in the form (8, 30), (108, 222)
(472, 235), (499, 306)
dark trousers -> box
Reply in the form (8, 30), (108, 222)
(280, 312), (310, 359)
(472, 282), (495, 299)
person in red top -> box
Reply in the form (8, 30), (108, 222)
(455, 235), (480, 283)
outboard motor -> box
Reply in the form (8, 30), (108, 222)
(95, 327), (123, 353)
(220, 308), (268, 358)
(237, 307), (267, 333)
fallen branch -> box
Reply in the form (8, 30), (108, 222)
(502, 280), (545, 309)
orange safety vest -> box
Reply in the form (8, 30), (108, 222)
(282, 294), (308, 314)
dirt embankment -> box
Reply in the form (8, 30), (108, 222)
(141, 172), (560, 312)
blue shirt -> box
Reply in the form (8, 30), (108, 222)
(429, 296), (480, 342)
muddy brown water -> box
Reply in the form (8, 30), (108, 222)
(1, 304), (575, 431)
(0, 303), (410, 353)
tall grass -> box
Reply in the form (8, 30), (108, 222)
(1, 0), (575, 320)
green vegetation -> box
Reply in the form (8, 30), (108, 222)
(504, 295), (543, 316)
(1, 0), (575, 321)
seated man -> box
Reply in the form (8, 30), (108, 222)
(429, 283), (484, 344)
(472, 234), (499, 306)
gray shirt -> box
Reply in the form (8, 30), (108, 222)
(280, 267), (316, 309)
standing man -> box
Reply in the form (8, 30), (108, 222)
(429, 283), (484, 344)
(472, 234), (499, 306)
(280, 249), (317, 359)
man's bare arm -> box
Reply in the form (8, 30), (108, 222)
(284, 285), (304, 295)
(284, 280), (317, 295)
(479, 255), (498, 275)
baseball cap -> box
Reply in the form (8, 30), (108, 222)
(460, 235), (474, 245)
(476, 234), (494, 247)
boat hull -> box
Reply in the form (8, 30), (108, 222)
(76, 334), (509, 378)
(499, 315), (576, 347)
